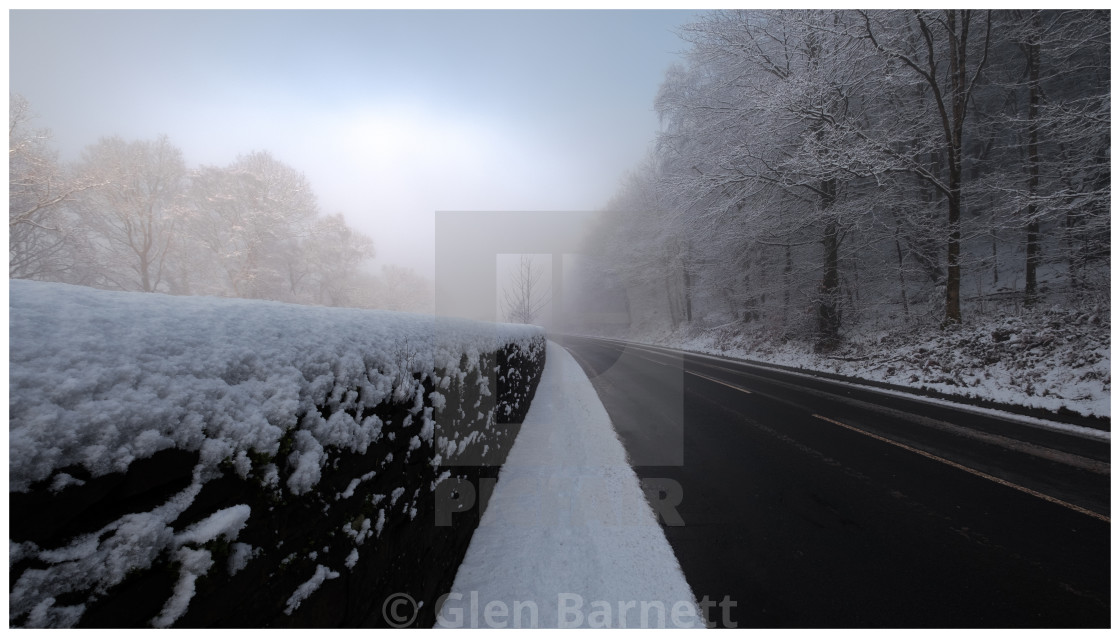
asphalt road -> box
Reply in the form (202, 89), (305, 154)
(557, 334), (1111, 628)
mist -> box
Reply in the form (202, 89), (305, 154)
(9, 9), (695, 296)
(11, 9), (1109, 339)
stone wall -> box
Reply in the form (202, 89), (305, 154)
(9, 336), (546, 628)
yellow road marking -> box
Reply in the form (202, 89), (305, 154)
(811, 413), (1109, 523)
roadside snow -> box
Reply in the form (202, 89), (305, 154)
(622, 340), (1111, 442)
(436, 341), (703, 629)
(625, 307), (1110, 420)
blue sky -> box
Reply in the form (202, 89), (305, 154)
(9, 10), (697, 275)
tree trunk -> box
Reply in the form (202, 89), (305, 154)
(783, 243), (792, 325)
(665, 273), (679, 330)
(682, 244), (693, 323)
(817, 178), (841, 347)
(941, 9), (981, 326)
(945, 184), (962, 324)
(895, 227), (910, 318)
(1024, 9), (1042, 307)
(991, 232), (999, 286)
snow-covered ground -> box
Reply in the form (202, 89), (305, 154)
(437, 341), (703, 629)
(623, 306), (1110, 420)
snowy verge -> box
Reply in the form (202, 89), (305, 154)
(9, 280), (545, 628)
(436, 341), (703, 629)
(614, 339), (1110, 443)
(611, 307), (1110, 421)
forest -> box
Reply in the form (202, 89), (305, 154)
(9, 9), (1110, 349)
(586, 10), (1109, 352)
(9, 95), (432, 313)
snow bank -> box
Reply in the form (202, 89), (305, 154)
(9, 280), (545, 627)
(437, 341), (703, 629)
(627, 307), (1111, 420)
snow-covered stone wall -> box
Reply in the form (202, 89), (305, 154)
(9, 280), (546, 628)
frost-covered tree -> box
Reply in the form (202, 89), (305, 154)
(651, 10), (886, 344)
(71, 135), (186, 292)
(856, 10), (994, 324)
(584, 9), (1108, 350)
(365, 264), (434, 313)
(301, 213), (376, 307)
(9, 94), (96, 282)
(597, 155), (691, 331)
(991, 10), (1110, 305)
(186, 151), (319, 299)
(8, 109), (388, 310)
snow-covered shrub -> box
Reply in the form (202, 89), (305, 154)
(9, 280), (546, 627)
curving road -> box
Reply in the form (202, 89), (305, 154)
(557, 334), (1110, 628)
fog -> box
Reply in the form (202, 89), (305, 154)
(9, 9), (695, 293)
(16, 8), (1100, 342)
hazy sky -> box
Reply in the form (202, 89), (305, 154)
(9, 10), (696, 277)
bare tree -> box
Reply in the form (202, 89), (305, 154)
(998, 10), (1110, 305)
(8, 108), (390, 309)
(582, 9), (1107, 353)
(71, 135), (186, 292)
(186, 151), (319, 299)
(502, 254), (550, 325)
(857, 10), (993, 324)
(599, 154), (692, 330)
(654, 10), (884, 345)
(9, 94), (98, 282)
(365, 264), (433, 313)
(301, 213), (375, 306)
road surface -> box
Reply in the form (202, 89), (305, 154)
(557, 335), (1110, 628)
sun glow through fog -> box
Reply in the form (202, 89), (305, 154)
(343, 105), (492, 176)
(10, 9), (697, 279)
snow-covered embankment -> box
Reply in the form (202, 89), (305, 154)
(8, 280), (545, 628)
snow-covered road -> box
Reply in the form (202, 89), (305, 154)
(435, 340), (703, 629)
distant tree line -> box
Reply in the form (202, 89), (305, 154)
(588, 10), (1108, 348)
(9, 94), (432, 312)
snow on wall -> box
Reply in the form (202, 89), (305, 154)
(8, 280), (546, 628)
(9, 280), (541, 492)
